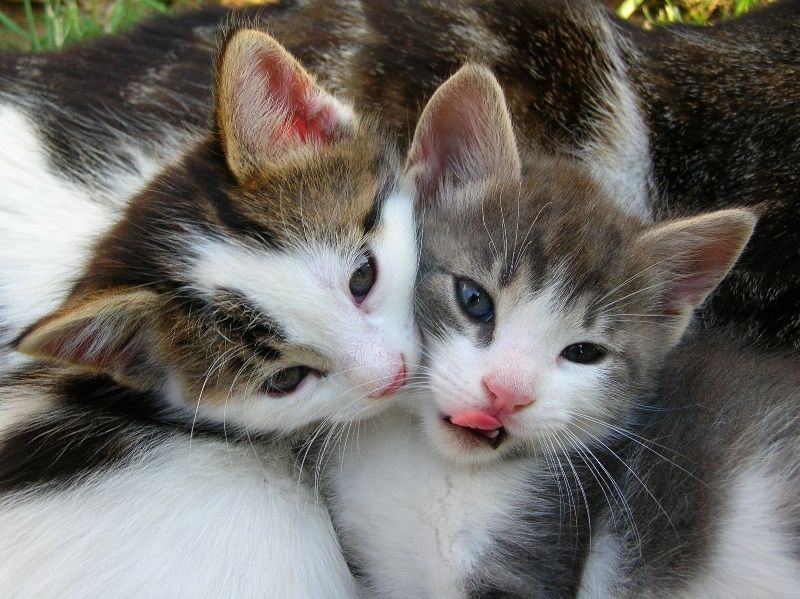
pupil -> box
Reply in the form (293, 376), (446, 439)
(561, 343), (604, 364)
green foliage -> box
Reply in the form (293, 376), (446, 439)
(734, 0), (763, 15)
(0, 0), (171, 50)
(618, 0), (773, 25)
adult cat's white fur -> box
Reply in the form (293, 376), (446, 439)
(681, 465), (800, 599)
(0, 433), (357, 598)
(0, 106), (113, 348)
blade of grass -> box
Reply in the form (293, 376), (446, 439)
(108, 0), (131, 33)
(0, 9), (33, 43)
(734, 0), (760, 16)
(44, 0), (55, 49)
(66, 0), (82, 40)
(53, 0), (66, 48)
(139, 0), (170, 14)
(617, 0), (647, 19)
(22, 0), (41, 50)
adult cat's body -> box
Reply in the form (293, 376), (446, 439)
(2, 0), (800, 348)
(0, 28), (419, 597)
(325, 66), (799, 598)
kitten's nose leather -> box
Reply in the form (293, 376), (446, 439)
(484, 379), (533, 414)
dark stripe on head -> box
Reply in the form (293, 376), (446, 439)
(181, 145), (281, 248)
(582, 300), (601, 330)
(250, 340), (282, 361)
(362, 177), (393, 235)
(414, 285), (464, 341)
(211, 289), (286, 361)
(213, 289), (287, 341)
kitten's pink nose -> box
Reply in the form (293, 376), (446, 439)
(484, 379), (533, 414)
(371, 364), (406, 398)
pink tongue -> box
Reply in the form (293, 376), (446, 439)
(449, 411), (502, 430)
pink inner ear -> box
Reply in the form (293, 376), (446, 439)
(286, 102), (340, 145)
(256, 52), (342, 147)
(664, 271), (714, 315)
(37, 327), (134, 372)
(662, 241), (739, 315)
(410, 83), (508, 196)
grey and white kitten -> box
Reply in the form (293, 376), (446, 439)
(325, 65), (799, 598)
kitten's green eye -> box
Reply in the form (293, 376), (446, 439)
(561, 343), (606, 364)
(456, 279), (494, 322)
(264, 366), (310, 396)
(350, 254), (376, 302)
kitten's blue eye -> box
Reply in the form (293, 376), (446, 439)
(264, 366), (310, 396)
(561, 343), (606, 364)
(350, 254), (376, 302)
(455, 279), (494, 322)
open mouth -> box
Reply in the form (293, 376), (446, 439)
(443, 416), (507, 449)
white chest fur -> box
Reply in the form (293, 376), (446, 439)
(326, 409), (532, 599)
(0, 435), (357, 599)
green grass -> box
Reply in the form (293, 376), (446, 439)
(0, 0), (173, 50)
(0, 0), (775, 52)
(617, 0), (771, 25)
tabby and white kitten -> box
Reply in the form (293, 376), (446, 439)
(0, 28), (419, 597)
(327, 66), (799, 598)
(2, 0), (800, 350)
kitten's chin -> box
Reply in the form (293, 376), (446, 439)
(421, 414), (521, 466)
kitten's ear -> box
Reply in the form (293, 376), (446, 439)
(405, 64), (521, 202)
(636, 208), (757, 341)
(14, 290), (163, 388)
(216, 29), (356, 181)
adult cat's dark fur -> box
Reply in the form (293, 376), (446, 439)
(1, 0), (799, 349)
